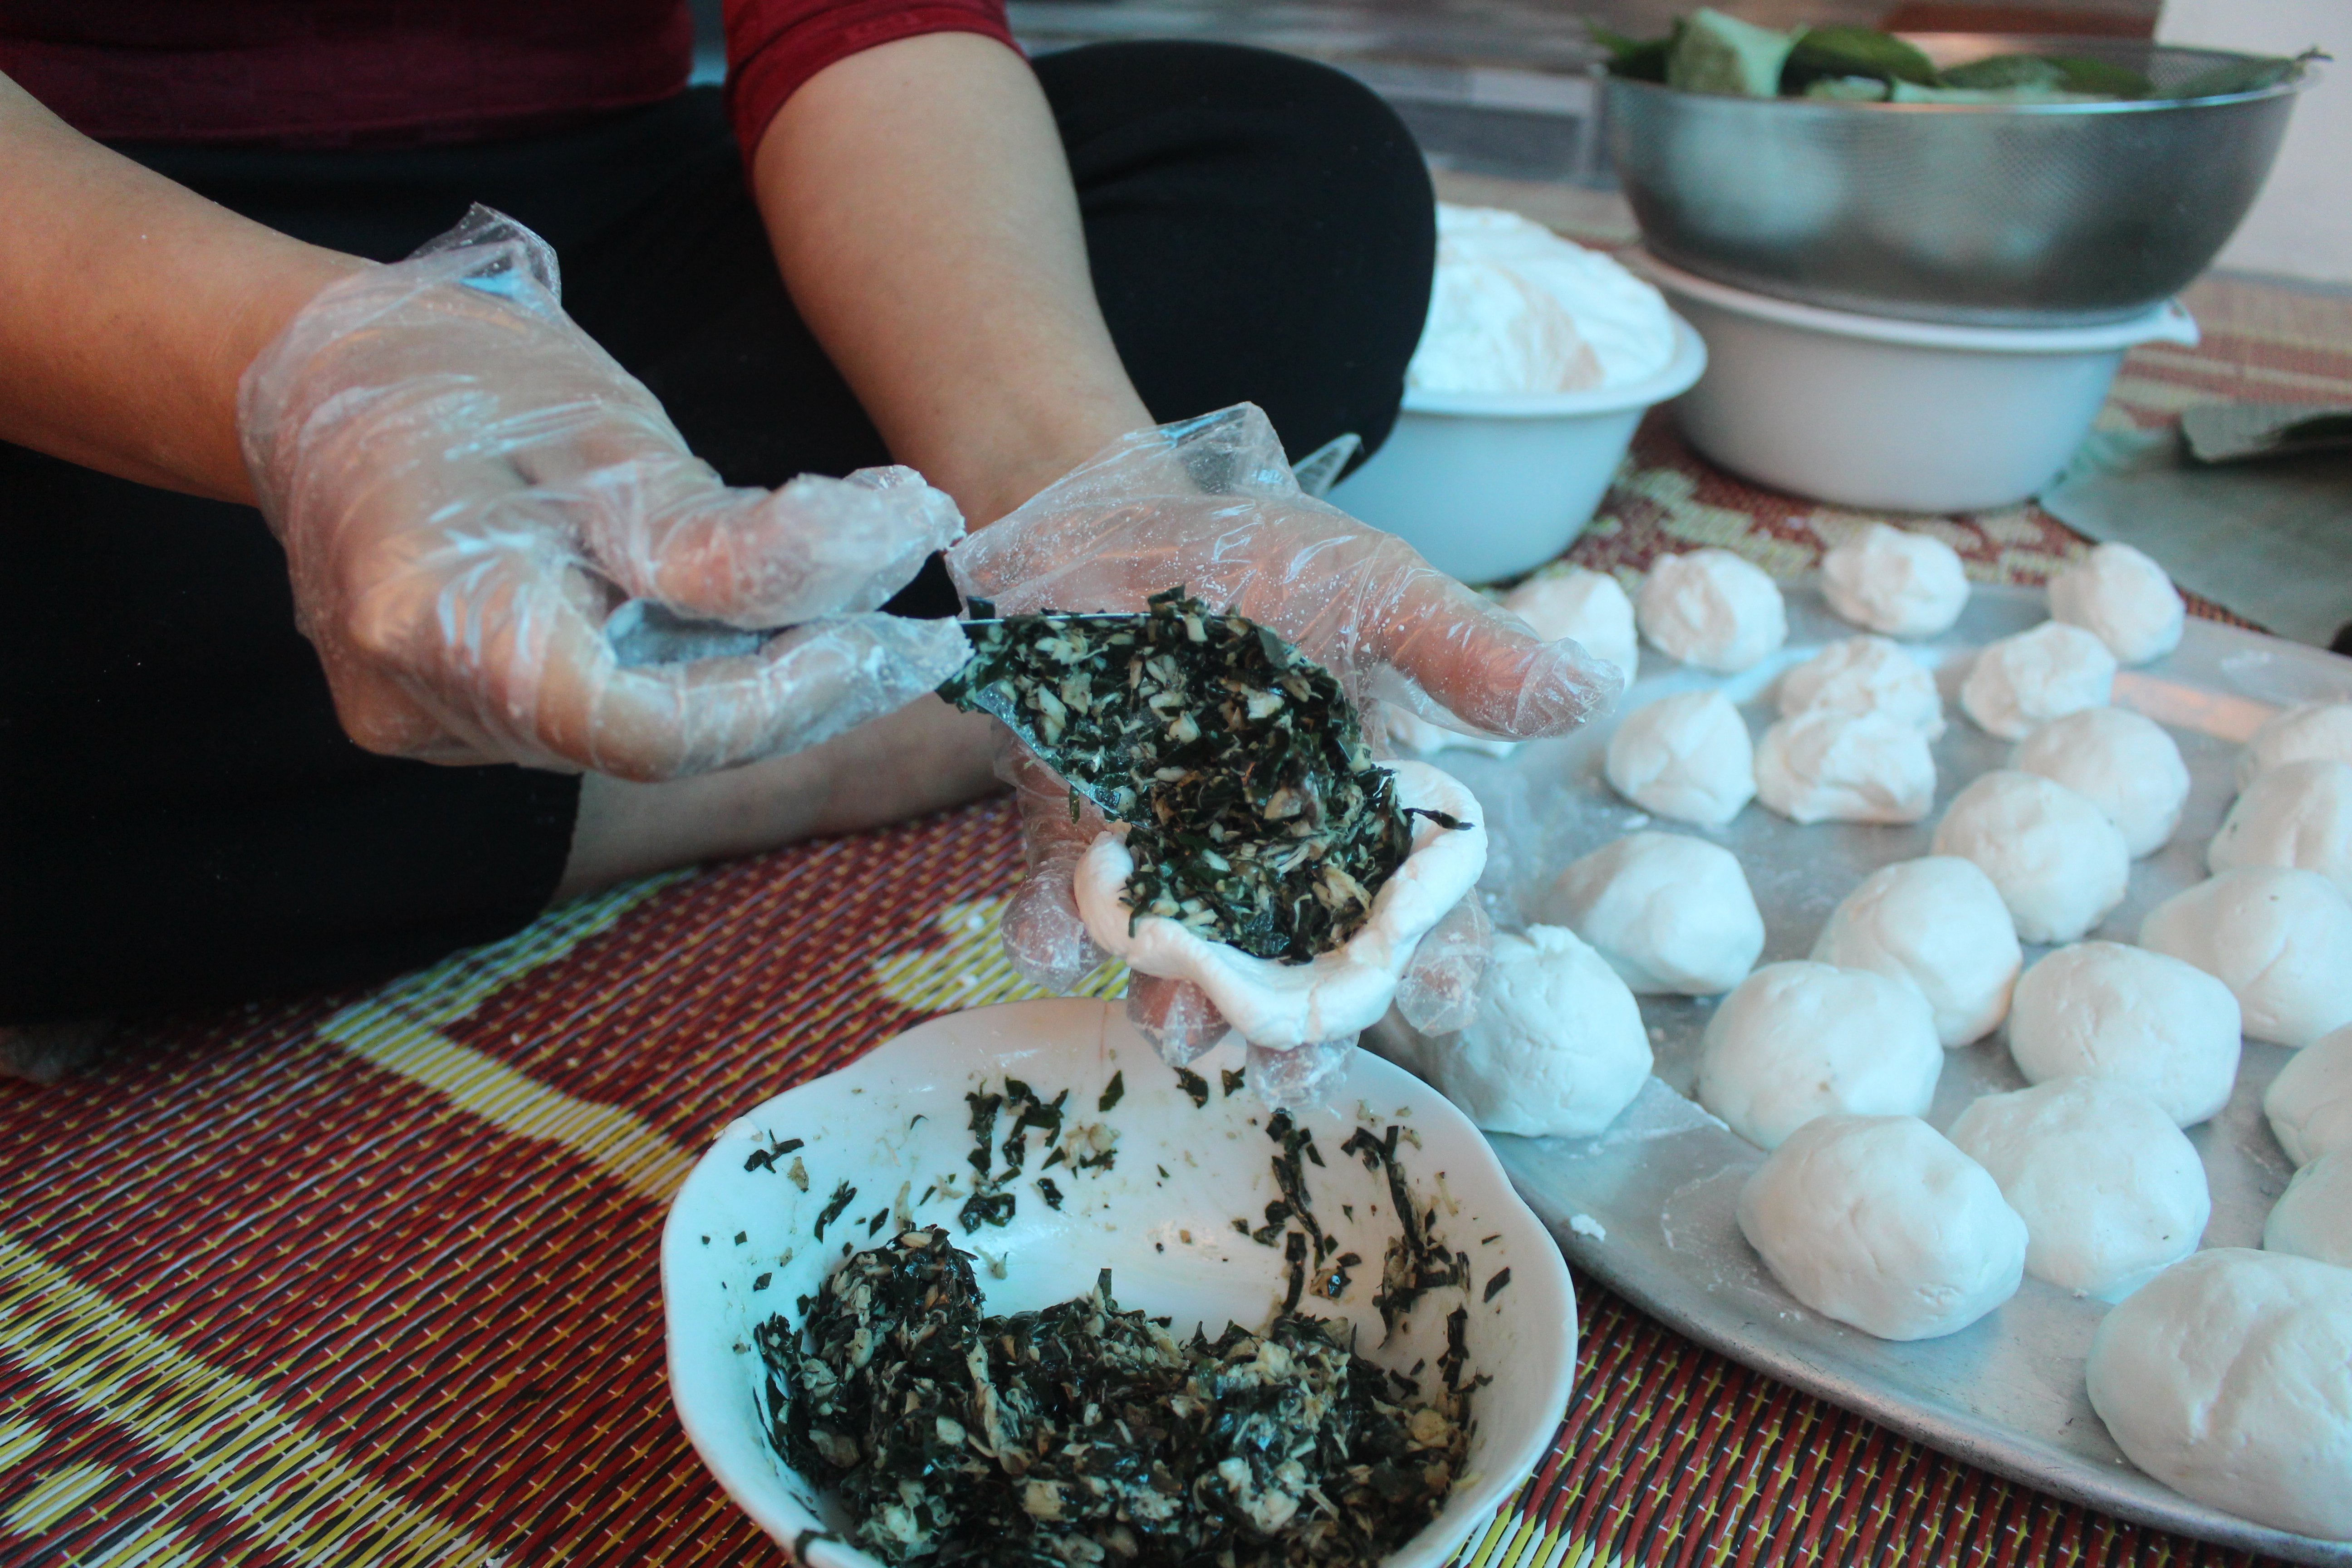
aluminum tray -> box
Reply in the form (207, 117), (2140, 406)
(1434, 583), (2352, 1565)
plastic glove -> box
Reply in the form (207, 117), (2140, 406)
(949, 402), (1620, 1056)
(239, 206), (970, 780)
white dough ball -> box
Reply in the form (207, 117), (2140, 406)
(1603, 688), (1756, 827)
(2008, 942), (2242, 1127)
(1959, 622), (2117, 740)
(2048, 542), (2185, 665)
(2239, 701), (2352, 792)
(1544, 831), (1764, 995)
(2209, 758), (2352, 899)
(1737, 1113), (2026, 1341)
(2268, 1024), (2352, 1168)
(1378, 703), (1520, 760)
(2266, 1152), (2352, 1269)
(1697, 961), (1942, 1150)
(1755, 710), (1936, 825)
(1819, 523), (1970, 638)
(1810, 857), (2020, 1048)
(1949, 1078), (2209, 1302)
(2141, 868), (2352, 1049)
(2087, 1249), (2352, 1541)
(2009, 706), (2190, 859)
(1433, 925), (1651, 1138)
(1636, 549), (1788, 673)
(1777, 635), (1944, 737)
(1503, 568), (1639, 682)
(1931, 770), (2129, 944)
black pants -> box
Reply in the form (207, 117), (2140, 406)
(0, 43), (1435, 1022)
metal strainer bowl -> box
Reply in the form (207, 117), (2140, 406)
(1606, 37), (2312, 328)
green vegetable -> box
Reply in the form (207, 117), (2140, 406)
(1783, 24), (1939, 92)
(1938, 54), (2071, 91)
(1667, 8), (1804, 98)
(1592, 20), (1679, 83)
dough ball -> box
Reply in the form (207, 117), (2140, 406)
(1637, 549), (1788, 673)
(1604, 688), (1756, 827)
(1959, 622), (2117, 740)
(2239, 701), (2352, 792)
(1811, 857), (2020, 1048)
(1819, 523), (1970, 638)
(2008, 942), (2242, 1127)
(2264, 1022), (2352, 1167)
(1737, 1113), (2026, 1341)
(2266, 1152), (2352, 1269)
(1949, 1078), (2209, 1301)
(1698, 961), (1943, 1150)
(2209, 758), (2352, 899)
(1755, 710), (1936, 825)
(1433, 925), (1651, 1138)
(1545, 831), (1764, 995)
(2009, 706), (2190, 858)
(1504, 567), (1639, 682)
(1777, 635), (1944, 737)
(1377, 703), (1520, 760)
(2086, 1248), (2352, 1541)
(1930, 770), (2129, 944)
(2141, 868), (2352, 1049)
(2048, 542), (2185, 665)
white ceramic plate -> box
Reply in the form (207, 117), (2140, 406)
(663, 998), (1578, 1568)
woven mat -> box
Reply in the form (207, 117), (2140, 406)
(6, 276), (2352, 1568)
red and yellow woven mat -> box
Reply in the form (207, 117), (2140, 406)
(5, 274), (2349, 1568)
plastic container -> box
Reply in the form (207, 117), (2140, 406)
(1331, 317), (1707, 584)
(1638, 253), (2198, 513)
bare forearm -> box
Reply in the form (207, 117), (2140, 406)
(0, 73), (361, 501)
(750, 33), (1153, 528)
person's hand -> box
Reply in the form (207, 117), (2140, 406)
(946, 403), (1622, 1058)
(238, 206), (972, 781)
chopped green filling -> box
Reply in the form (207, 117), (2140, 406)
(938, 590), (1412, 964)
(758, 1227), (1468, 1568)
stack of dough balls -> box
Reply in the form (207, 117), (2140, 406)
(1420, 925), (1651, 1139)
(1819, 524), (1970, 637)
(1811, 857), (2019, 1047)
(1950, 1078), (2209, 1301)
(1960, 621), (2116, 740)
(1637, 549), (1786, 673)
(2007, 942), (2241, 1126)
(1932, 770), (2128, 943)
(2011, 706), (2190, 859)
(1738, 1114), (2026, 1341)
(2048, 542), (2185, 665)
(1604, 688), (1754, 826)
(1698, 961), (1942, 1149)
(1757, 638), (1941, 825)
(1546, 831), (1763, 995)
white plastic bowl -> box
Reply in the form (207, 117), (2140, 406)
(1331, 318), (1708, 585)
(1637, 252), (2199, 514)
(663, 998), (1578, 1568)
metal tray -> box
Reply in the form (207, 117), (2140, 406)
(1434, 583), (2352, 1566)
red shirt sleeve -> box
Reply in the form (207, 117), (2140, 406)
(723, 0), (1018, 162)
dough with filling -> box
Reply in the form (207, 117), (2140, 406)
(2086, 1249), (2352, 1541)
(2140, 867), (2352, 1049)
(1546, 830), (1763, 995)
(1949, 1077), (2209, 1301)
(1931, 770), (2128, 944)
(1737, 1113), (2026, 1341)
(2007, 941), (2241, 1127)
(1810, 856), (2019, 1048)
(1698, 961), (1942, 1149)
(2010, 706), (2189, 858)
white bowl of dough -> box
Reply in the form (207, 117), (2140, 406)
(1637, 251), (2198, 514)
(662, 998), (1578, 1568)
(1332, 206), (1706, 585)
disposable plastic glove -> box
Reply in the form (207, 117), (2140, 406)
(239, 206), (971, 780)
(947, 403), (1622, 1061)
